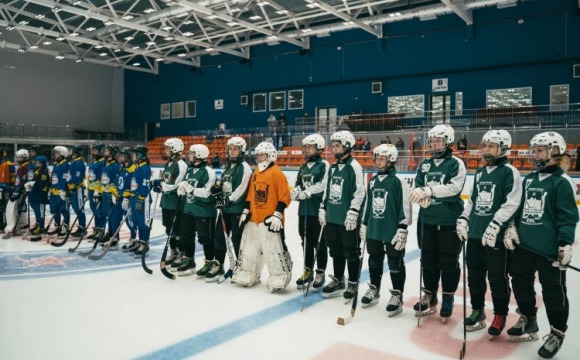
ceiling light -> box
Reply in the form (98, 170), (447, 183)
(70, 32), (79, 36)
(306, 3), (319, 9)
(52, 7), (62, 13)
(342, 21), (354, 25)
(35, 14), (45, 19)
(133, 46), (140, 49)
(122, 15), (134, 20)
(227, 21), (238, 26)
(182, 32), (194, 37)
(42, 41), (52, 45)
(144, 8), (156, 14)
(132, 62), (140, 66)
(6, 26), (15, 31)
(30, 45), (38, 49)
(230, 7), (241, 13)
(164, 36), (174, 41)
(72, 1), (81, 5)
(276, 10), (288, 15)
(86, 27), (96, 31)
(178, 53), (186, 57)
(56, 36), (65, 41)
(55, 54), (65, 60)
(146, 41), (156, 46)
(183, 20), (194, 24)
(207, 15), (218, 20)
(155, 58), (164, 62)
(205, 47), (214, 52)
(249, 15), (262, 20)
(267, 35), (278, 41)
(76, 58), (83, 63)
(114, 49), (121, 52)
(18, 47), (26, 53)
(19, 20), (29, 25)
(301, 28), (313, 33)
(257, 1), (270, 5)
(162, 26), (172, 31)
(104, 20), (114, 26)
(124, 36), (134, 41)
(176, 13), (188, 18)
(95, 44), (103, 49)
(99, 52), (108, 56)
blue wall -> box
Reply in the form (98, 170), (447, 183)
(125, 0), (580, 136)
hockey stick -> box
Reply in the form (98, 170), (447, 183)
(11, 193), (28, 237)
(51, 195), (88, 247)
(42, 196), (69, 243)
(417, 211), (425, 327)
(68, 202), (99, 253)
(21, 194), (31, 240)
(88, 210), (130, 260)
(301, 204), (308, 295)
(337, 233), (367, 326)
(459, 241), (467, 359)
(141, 192), (160, 275)
(301, 225), (325, 312)
(217, 210), (237, 283)
(78, 201), (117, 257)
(517, 243), (580, 272)
(159, 201), (183, 280)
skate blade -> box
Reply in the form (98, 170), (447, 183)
(177, 269), (196, 276)
(414, 308), (436, 317)
(322, 290), (345, 299)
(509, 333), (539, 342)
(387, 308), (403, 317)
(466, 323), (487, 332)
(441, 317), (450, 323)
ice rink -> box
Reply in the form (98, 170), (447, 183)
(1, 198), (579, 360)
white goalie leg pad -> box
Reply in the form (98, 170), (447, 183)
(4, 200), (17, 233)
(260, 224), (293, 291)
(232, 222), (263, 286)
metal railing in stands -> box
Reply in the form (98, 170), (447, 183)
(0, 123), (144, 142)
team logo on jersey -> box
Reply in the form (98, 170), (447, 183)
(163, 171), (174, 184)
(253, 181), (269, 208)
(522, 188), (547, 224)
(302, 174), (314, 188)
(27, 169), (34, 181)
(328, 177), (344, 205)
(88, 169), (96, 182)
(51, 173), (59, 185)
(424, 173), (445, 206)
(64, 172), (71, 182)
(475, 183), (496, 215)
(421, 164), (431, 173)
(101, 174), (110, 185)
(222, 179), (233, 195)
(118, 176), (125, 190)
(371, 188), (388, 218)
(130, 178), (138, 191)
(186, 179), (199, 203)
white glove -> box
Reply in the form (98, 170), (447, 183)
(419, 197), (432, 208)
(318, 208), (326, 226)
(239, 209), (250, 228)
(391, 228), (408, 251)
(344, 209), (358, 231)
(553, 245), (573, 269)
(161, 182), (171, 193)
(298, 190), (312, 200)
(59, 190), (67, 201)
(359, 224), (367, 242)
(503, 222), (519, 250)
(290, 185), (302, 201)
(24, 181), (35, 192)
(122, 198), (129, 211)
(177, 181), (189, 196)
(456, 217), (469, 241)
(482, 220), (502, 247)
(410, 187), (432, 204)
(111, 195), (118, 205)
(264, 211), (283, 233)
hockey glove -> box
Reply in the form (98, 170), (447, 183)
(409, 187), (432, 204)
(298, 190), (312, 200)
(122, 198), (130, 211)
(9, 190), (21, 202)
(290, 185), (302, 201)
(136, 198), (144, 213)
(111, 195), (118, 205)
(419, 197), (432, 209)
(152, 179), (162, 193)
(503, 222), (519, 250)
(264, 211), (283, 233)
(177, 181), (188, 196)
(24, 181), (35, 192)
(59, 190), (68, 201)
(93, 191), (102, 204)
(239, 208), (251, 229)
(482, 220), (502, 247)
(210, 184), (222, 196)
(344, 209), (358, 231)
(456, 217), (469, 242)
(318, 208), (326, 227)
(391, 228), (408, 251)
(553, 245), (572, 269)
(359, 224), (367, 242)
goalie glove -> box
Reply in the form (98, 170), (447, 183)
(553, 245), (572, 269)
(239, 209), (251, 229)
(409, 186), (432, 204)
(290, 185), (302, 201)
(456, 217), (469, 242)
(391, 228), (408, 251)
(344, 209), (358, 231)
(210, 185), (222, 196)
(264, 211), (283, 233)
(318, 208), (326, 227)
(503, 222), (519, 250)
(298, 190), (312, 200)
(482, 220), (502, 247)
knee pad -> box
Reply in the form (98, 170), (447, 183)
(368, 253), (384, 271)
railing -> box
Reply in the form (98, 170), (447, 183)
(0, 123), (144, 142)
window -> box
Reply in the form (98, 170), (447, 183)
(185, 101), (196, 118)
(486, 87), (532, 108)
(160, 103), (170, 119)
(387, 95), (425, 117)
(288, 89), (303, 110)
(172, 102), (184, 119)
(253, 93), (266, 112)
(269, 91), (286, 111)
(550, 85), (569, 111)
(455, 92), (463, 116)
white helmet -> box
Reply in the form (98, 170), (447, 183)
(53, 146), (68, 158)
(428, 124), (454, 157)
(530, 132), (566, 156)
(164, 138), (184, 154)
(227, 136), (247, 153)
(330, 130), (355, 159)
(16, 149), (29, 162)
(481, 130), (511, 160)
(373, 144), (398, 163)
(254, 141), (277, 172)
(302, 134), (325, 150)
(189, 144), (209, 161)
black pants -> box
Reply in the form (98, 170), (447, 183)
(298, 215), (328, 272)
(417, 222), (462, 297)
(213, 211), (243, 264)
(162, 208), (181, 251)
(510, 247), (569, 331)
(178, 212), (215, 259)
(367, 237), (406, 292)
(466, 237), (511, 315)
(326, 222), (360, 282)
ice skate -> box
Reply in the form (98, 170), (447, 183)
(538, 326), (566, 359)
(414, 289), (437, 317)
(361, 283), (380, 308)
(385, 289), (403, 317)
(440, 292), (454, 323)
(295, 268), (313, 290)
(488, 314), (507, 339)
(465, 308), (486, 332)
(322, 275), (345, 298)
(312, 270), (325, 291)
(507, 309), (539, 342)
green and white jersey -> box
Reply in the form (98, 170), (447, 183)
(296, 156), (329, 217)
(220, 161), (252, 214)
(414, 150), (466, 226)
(361, 168), (412, 243)
(515, 166), (578, 258)
(461, 157), (522, 240)
(322, 156), (365, 225)
(160, 157), (188, 210)
(183, 162), (217, 218)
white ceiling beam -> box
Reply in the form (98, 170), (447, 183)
(440, 0), (473, 25)
(310, 1), (382, 37)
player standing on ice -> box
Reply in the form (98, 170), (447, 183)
(291, 134), (329, 291)
(318, 130), (365, 300)
(2, 149), (29, 239)
(129, 145), (152, 256)
(47, 146), (70, 237)
(210, 136), (252, 279)
(456, 130), (521, 338)
(25, 155), (49, 242)
(175, 144), (217, 277)
(409, 124), (466, 322)
(96, 145), (121, 245)
(232, 141), (292, 292)
(0, 148), (15, 233)
(87, 143), (106, 241)
(503, 132), (578, 359)
(65, 146), (87, 238)
(152, 138), (188, 267)
(359, 144), (412, 316)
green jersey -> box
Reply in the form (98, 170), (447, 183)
(183, 162), (217, 218)
(219, 161), (252, 214)
(415, 151), (466, 226)
(295, 156), (329, 217)
(159, 158), (188, 210)
(322, 156), (365, 225)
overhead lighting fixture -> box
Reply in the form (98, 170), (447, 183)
(86, 27), (96, 31)
(95, 44), (103, 49)
(249, 15), (262, 20)
(143, 8), (156, 14)
(55, 54), (65, 60)
(52, 7), (62, 13)
(205, 47), (214, 52)
(306, 3), (319, 9)
(133, 46), (140, 49)
(42, 41), (52, 45)
(276, 10), (288, 15)
(30, 45), (38, 49)
(76, 58), (83, 63)
(146, 41), (156, 46)
(183, 20), (194, 25)
(18, 47), (26, 53)
(230, 7), (241, 13)
(72, 1), (81, 5)
(176, 13), (188, 18)
(35, 14), (45, 19)
(99, 52), (108, 56)
(178, 53), (187, 57)
(227, 21), (238, 26)
(301, 28), (313, 33)
(155, 58), (164, 62)
(104, 20), (114, 26)
(114, 49), (121, 52)
(182, 31), (194, 36)
(132, 62), (140, 66)
(122, 15), (134, 20)
(124, 36), (134, 41)
(343, 21), (354, 26)
(257, 1), (270, 5)
(267, 35), (278, 41)
(6, 25), (15, 31)
(207, 15), (218, 20)
(56, 36), (65, 41)
(70, 32), (79, 37)
(162, 26), (172, 31)
(19, 20), (29, 25)
(164, 36), (174, 41)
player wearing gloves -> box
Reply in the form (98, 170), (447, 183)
(503, 132), (578, 359)
(87, 143), (106, 240)
(359, 144), (412, 316)
(457, 130), (521, 338)
(0, 148), (16, 232)
(231, 141), (292, 292)
(109, 147), (137, 249)
(96, 145), (121, 245)
(410, 125), (466, 322)
(210, 137), (252, 281)
(47, 146), (70, 237)
(128, 146), (152, 256)
(318, 131), (365, 299)
(292, 134), (329, 290)
(2, 149), (29, 239)
(173, 144), (217, 277)
(66, 146), (87, 238)
(154, 138), (188, 266)
(26, 156), (49, 241)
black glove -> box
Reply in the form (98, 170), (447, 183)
(136, 198), (144, 212)
(93, 192), (102, 204)
(9, 190), (21, 202)
(210, 185), (222, 196)
(152, 179), (162, 193)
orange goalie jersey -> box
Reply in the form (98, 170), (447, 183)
(246, 164), (291, 224)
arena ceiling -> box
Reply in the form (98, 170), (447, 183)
(0, 0), (522, 74)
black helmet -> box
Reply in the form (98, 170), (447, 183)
(28, 144), (43, 155)
(70, 145), (84, 156)
(91, 143), (105, 156)
(133, 145), (148, 160)
(117, 147), (132, 160)
(104, 144), (119, 158)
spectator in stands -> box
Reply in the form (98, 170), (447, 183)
(576, 146), (580, 171)
(279, 113), (287, 147)
(211, 153), (221, 169)
(355, 136), (364, 151)
(337, 118), (350, 131)
(381, 136), (392, 144)
(268, 114), (277, 133)
(457, 134), (468, 151)
(412, 136), (422, 157)
(363, 137), (372, 151)
(395, 137), (405, 150)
